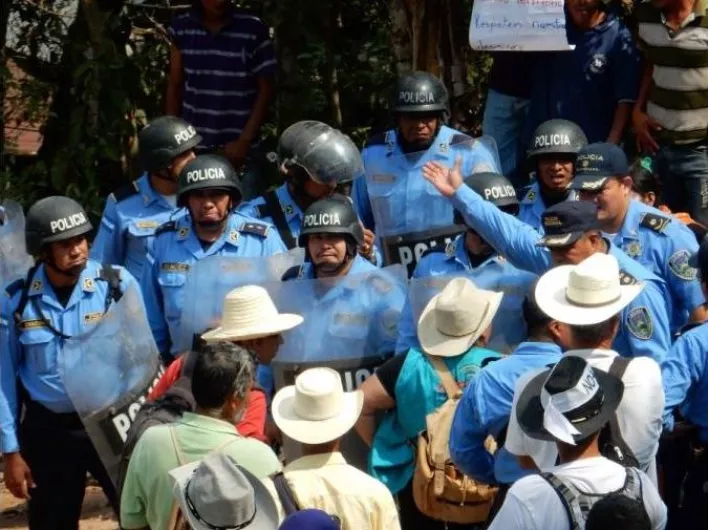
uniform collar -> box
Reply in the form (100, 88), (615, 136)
(302, 256), (374, 288)
(180, 213), (241, 259)
(278, 184), (303, 222)
(137, 173), (173, 209)
(562, 348), (619, 361)
(520, 182), (540, 205)
(512, 341), (562, 357)
(284, 451), (348, 472)
(616, 199), (641, 240)
(30, 261), (102, 310)
(386, 126), (458, 164)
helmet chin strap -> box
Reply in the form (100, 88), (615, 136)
(312, 238), (357, 276)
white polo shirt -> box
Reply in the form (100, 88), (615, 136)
(504, 348), (664, 484)
(487, 457), (667, 530)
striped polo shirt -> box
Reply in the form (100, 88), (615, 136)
(636, 1), (708, 144)
(169, 8), (276, 149)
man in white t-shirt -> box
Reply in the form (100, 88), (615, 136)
(504, 253), (664, 485)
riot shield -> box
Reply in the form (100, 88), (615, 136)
(408, 272), (529, 355)
(174, 249), (305, 352)
(59, 284), (161, 486)
(365, 136), (500, 276)
(267, 264), (407, 469)
(0, 200), (33, 286)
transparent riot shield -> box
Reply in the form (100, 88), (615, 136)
(174, 249), (305, 352)
(267, 264), (407, 470)
(0, 200), (33, 286)
(59, 284), (161, 486)
(408, 271), (530, 355)
(365, 136), (500, 276)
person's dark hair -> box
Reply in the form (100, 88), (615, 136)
(585, 492), (651, 530)
(569, 315), (620, 347)
(629, 159), (661, 200)
(522, 282), (552, 339)
(191, 342), (255, 409)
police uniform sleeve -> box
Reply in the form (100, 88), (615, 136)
(0, 286), (24, 453)
(661, 330), (705, 432)
(662, 223), (705, 319)
(622, 281), (671, 365)
(90, 195), (122, 266)
(450, 185), (552, 275)
(139, 247), (170, 355)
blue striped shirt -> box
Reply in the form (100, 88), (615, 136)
(169, 9), (276, 148)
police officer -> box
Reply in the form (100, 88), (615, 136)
(91, 116), (200, 280)
(520, 119), (587, 232)
(352, 71), (500, 274)
(422, 159), (672, 364)
(396, 172), (536, 354)
(0, 196), (142, 528)
(140, 154), (286, 360)
(568, 143), (706, 332)
(239, 121), (370, 253)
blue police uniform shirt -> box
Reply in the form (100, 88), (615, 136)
(395, 234), (535, 354)
(523, 12), (641, 144)
(91, 174), (180, 281)
(353, 126), (499, 241)
(0, 261), (141, 453)
(140, 211), (286, 355)
(662, 322), (708, 442)
(450, 184), (672, 364)
(449, 341), (563, 485)
(238, 183), (304, 240)
(518, 182), (578, 234)
(610, 199), (702, 332)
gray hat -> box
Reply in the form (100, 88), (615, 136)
(169, 452), (279, 530)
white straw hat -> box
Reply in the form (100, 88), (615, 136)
(417, 277), (504, 357)
(201, 285), (303, 342)
(535, 253), (644, 325)
(272, 367), (363, 445)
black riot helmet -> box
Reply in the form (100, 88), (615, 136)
(177, 154), (242, 207)
(455, 172), (519, 225)
(527, 119), (588, 159)
(139, 116), (202, 173)
(298, 194), (365, 248)
(278, 121), (364, 187)
(26, 196), (93, 256)
(392, 71), (449, 114)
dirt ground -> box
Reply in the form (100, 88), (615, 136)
(1, 464), (118, 530)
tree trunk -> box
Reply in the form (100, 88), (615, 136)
(324, 0), (343, 128)
(389, 0), (412, 75)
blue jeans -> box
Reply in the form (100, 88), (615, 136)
(482, 89), (530, 187)
(655, 140), (708, 226)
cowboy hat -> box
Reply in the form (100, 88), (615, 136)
(516, 355), (624, 445)
(169, 452), (279, 530)
(272, 367), (363, 445)
(417, 277), (503, 357)
(535, 253), (643, 326)
(201, 285), (303, 342)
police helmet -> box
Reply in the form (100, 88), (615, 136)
(278, 121), (364, 186)
(26, 196), (93, 255)
(527, 119), (587, 159)
(177, 154), (242, 207)
(392, 71), (448, 114)
(298, 194), (364, 247)
(139, 116), (202, 172)
(455, 172), (519, 225)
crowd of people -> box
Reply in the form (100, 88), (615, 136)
(1, 0), (708, 529)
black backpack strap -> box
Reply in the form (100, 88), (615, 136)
(99, 264), (124, 311)
(271, 471), (300, 515)
(263, 190), (297, 250)
(539, 472), (582, 530)
(13, 263), (39, 328)
(605, 356), (638, 467)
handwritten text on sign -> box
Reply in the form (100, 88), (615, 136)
(469, 0), (573, 52)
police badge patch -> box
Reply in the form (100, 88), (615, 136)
(668, 249), (698, 280)
(624, 241), (642, 258)
(627, 306), (653, 340)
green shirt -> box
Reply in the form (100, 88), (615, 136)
(119, 412), (281, 530)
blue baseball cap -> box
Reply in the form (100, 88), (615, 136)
(278, 510), (341, 530)
(537, 201), (601, 248)
(568, 143), (630, 192)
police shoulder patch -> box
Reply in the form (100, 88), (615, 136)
(239, 222), (270, 238)
(627, 306), (653, 340)
(281, 265), (303, 282)
(619, 270), (639, 286)
(155, 220), (177, 236)
(4, 278), (25, 297)
(364, 131), (388, 148)
(668, 249), (698, 280)
(640, 212), (671, 234)
(112, 181), (140, 203)
(450, 133), (472, 145)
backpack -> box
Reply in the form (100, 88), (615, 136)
(412, 354), (499, 524)
(540, 467), (646, 530)
(597, 357), (639, 469)
(116, 351), (198, 501)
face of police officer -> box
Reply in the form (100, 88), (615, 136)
(303, 178), (337, 203)
(187, 189), (232, 230)
(169, 149), (197, 180)
(308, 233), (348, 272)
(397, 112), (439, 147)
(464, 229), (493, 256)
(579, 176), (632, 224)
(549, 232), (599, 265)
(566, 0), (603, 28)
(537, 154), (575, 193)
(46, 235), (89, 277)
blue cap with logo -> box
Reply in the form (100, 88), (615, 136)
(568, 143), (630, 192)
(537, 201), (601, 248)
(278, 510), (341, 530)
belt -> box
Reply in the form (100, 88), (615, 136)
(24, 399), (83, 430)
